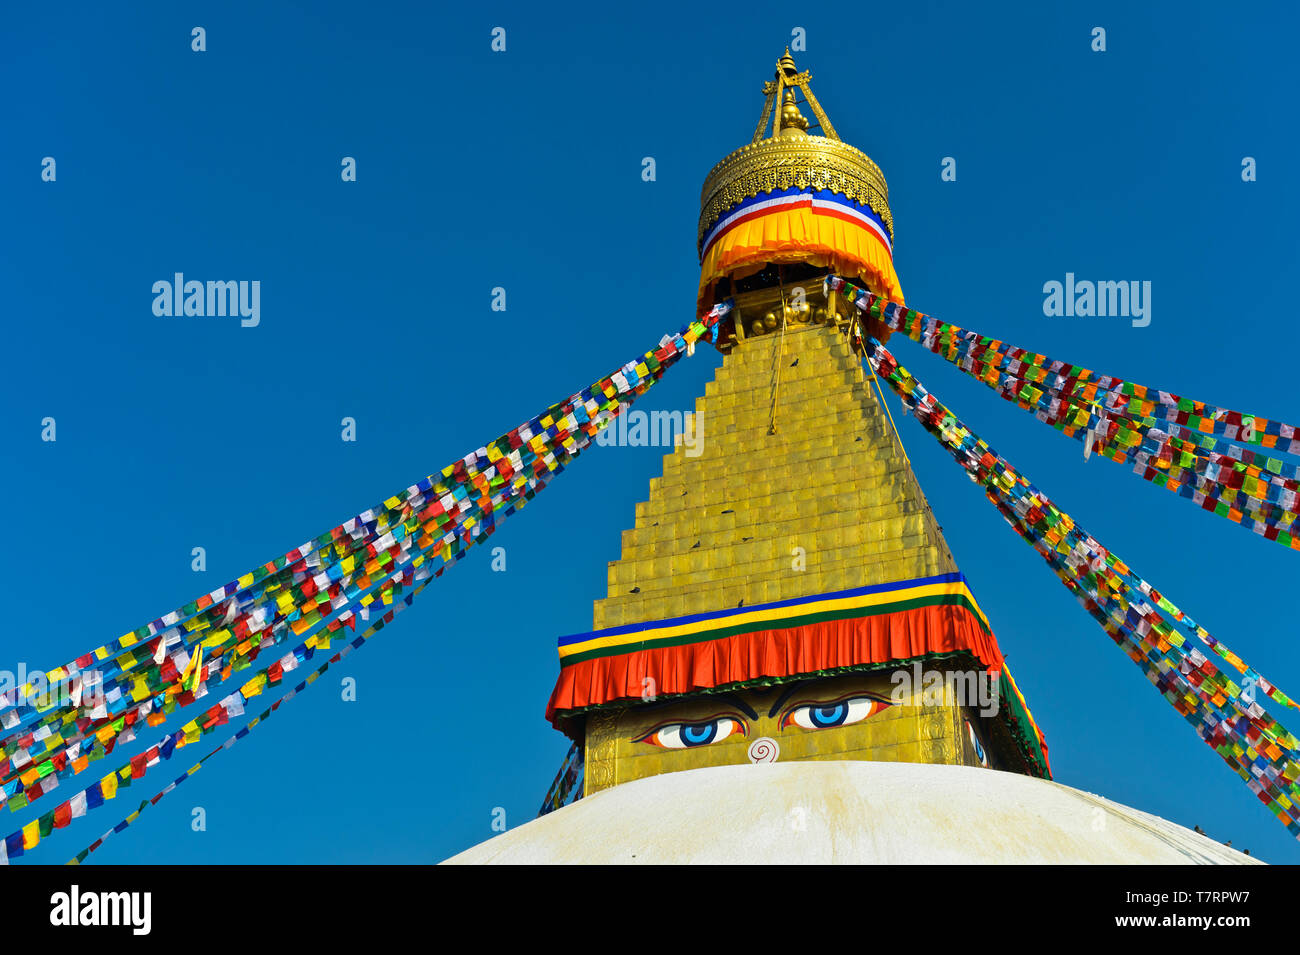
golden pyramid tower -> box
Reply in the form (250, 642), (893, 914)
(545, 51), (1050, 795)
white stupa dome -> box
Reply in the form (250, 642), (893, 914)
(442, 760), (1260, 864)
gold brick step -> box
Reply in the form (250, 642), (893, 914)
(593, 323), (956, 630)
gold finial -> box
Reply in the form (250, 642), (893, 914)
(778, 48), (798, 77)
(778, 88), (809, 138)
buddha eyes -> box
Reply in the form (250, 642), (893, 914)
(638, 717), (746, 749)
(635, 695), (890, 748)
(783, 695), (888, 730)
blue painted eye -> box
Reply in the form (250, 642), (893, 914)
(641, 717), (745, 749)
(965, 719), (989, 768)
(809, 703), (849, 727)
(784, 696), (887, 730)
(681, 722), (718, 745)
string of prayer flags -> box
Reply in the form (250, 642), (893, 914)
(943, 347), (1300, 482)
(0, 504), (457, 801)
(3, 296), (730, 746)
(924, 356), (1300, 547)
(537, 740), (584, 817)
(828, 276), (1300, 451)
(5, 550), (435, 845)
(4, 538), (440, 812)
(828, 277), (1300, 551)
(4, 303), (731, 806)
(829, 273), (1300, 465)
(60, 581), (430, 865)
(860, 332), (1300, 839)
(1, 301), (732, 862)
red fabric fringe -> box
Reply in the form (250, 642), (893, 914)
(546, 603), (1004, 726)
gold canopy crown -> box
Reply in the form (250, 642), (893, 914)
(697, 50), (894, 253)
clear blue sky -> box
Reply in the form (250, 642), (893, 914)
(2, 0), (1297, 863)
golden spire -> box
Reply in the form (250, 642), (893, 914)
(698, 51), (894, 255)
(754, 49), (838, 142)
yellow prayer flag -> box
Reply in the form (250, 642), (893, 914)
(183, 644), (204, 692)
(241, 674), (266, 698)
(202, 628), (231, 650)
